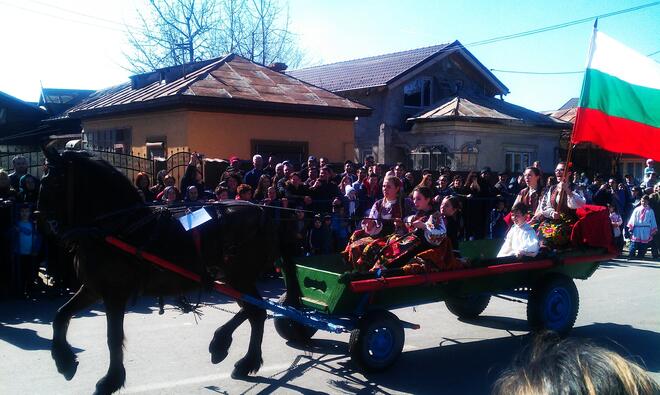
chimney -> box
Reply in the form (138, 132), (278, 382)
(268, 62), (288, 72)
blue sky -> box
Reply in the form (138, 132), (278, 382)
(1, 0), (658, 111)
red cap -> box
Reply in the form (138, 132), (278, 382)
(229, 156), (239, 163)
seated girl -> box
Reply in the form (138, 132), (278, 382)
(343, 176), (410, 270)
(497, 202), (540, 259)
(348, 186), (460, 274)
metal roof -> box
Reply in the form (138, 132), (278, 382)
(287, 41), (509, 95)
(410, 95), (568, 128)
(67, 54), (369, 119)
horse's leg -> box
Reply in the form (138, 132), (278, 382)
(52, 284), (99, 380)
(232, 288), (266, 378)
(209, 308), (249, 364)
(94, 294), (128, 395)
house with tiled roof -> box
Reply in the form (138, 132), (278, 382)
(290, 41), (565, 172)
(64, 54), (370, 163)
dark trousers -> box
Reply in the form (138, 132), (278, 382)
(649, 235), (659, 258)
(629, 241), (649, 259)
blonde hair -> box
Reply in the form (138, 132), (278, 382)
(493, 333), (659, 395)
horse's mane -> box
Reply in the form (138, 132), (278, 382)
(60, 150), (143, 208)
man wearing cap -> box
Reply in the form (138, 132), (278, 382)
(244, 154), (264, 189)
(225, 156), (243, 177)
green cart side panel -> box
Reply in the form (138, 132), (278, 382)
(287, 254), (361, 314)
(282, 246), (608, 315)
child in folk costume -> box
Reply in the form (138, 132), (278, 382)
(627, 195), (657, 259)
(343, 176), (412, 270)
(367, 186), (460, 274)
(497, 203), (540, 259)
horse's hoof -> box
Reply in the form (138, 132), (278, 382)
(231, 355), (263, 378)
(93, 367), (126, 395)
(209, 335), (232, 364)
(52, 347), (79, 380)
(210, 350), (229, 365)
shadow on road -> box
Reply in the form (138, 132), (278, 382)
(599, 259), (660, 269)
(242, 322), (660, 395)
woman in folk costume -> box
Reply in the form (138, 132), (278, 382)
(514, 166), (543, 222)
(366, 186), (460, 274)
(627, 195), (658, 259)
(535, 162), (586, 249)
(343, 176), (412, 270)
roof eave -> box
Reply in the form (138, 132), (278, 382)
(410, 115), (568, 129)
(69, 96), (372, 120)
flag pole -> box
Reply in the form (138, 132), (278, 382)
(563, 18), (598, 184)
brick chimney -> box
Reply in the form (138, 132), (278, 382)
(268, 62), (288, 72)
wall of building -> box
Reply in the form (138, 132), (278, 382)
(408, 121), (561, 173)
(83, 110), (355, 163)
(82, 110), (190, 157)
(340, 54), (496, 163)
(186, 111), (354, 162)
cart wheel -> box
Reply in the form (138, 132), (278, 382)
(349, 310), (405, 372)
(527, 275), (579, 336)
(445, 294), (490, 319)
(274, 293), (317, 342)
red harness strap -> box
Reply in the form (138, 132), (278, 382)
(104, 235), (242, 300)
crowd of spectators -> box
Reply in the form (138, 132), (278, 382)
(2, 152), (659, 299)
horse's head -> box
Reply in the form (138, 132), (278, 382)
(36, 144), (67, 236)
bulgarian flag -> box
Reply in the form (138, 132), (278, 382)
(572, 28), (660, 160)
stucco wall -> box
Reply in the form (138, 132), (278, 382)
(83, 110), (355, 162)
(82, 110), (189, 157)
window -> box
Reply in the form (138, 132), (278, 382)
(0, 107), (6, 124)
(86, 128), (132, 152)
(455, 144), (478, 171)
(404, 78), (432, 108)
(410, 147), (430, 170)
(411, 145), (453, 171)
(505, 152), (531, 174)
(251, 139), (308, 165)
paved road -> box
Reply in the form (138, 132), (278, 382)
(1, 257), (659, 395)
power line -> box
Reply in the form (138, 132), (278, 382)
(464, 1), (660, 48)
(23, 0), (142, 31)
(0, 1), (127, 33)
(491, 69), (584, 75)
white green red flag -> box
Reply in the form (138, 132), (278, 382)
(572, 29), (660, 160)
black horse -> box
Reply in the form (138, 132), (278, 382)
(37, 148), (295, 395)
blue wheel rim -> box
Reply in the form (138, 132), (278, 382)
(367, 327), (394, 360)
(543, 287), (571, 330)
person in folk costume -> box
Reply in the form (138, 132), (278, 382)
(367, 186), (461, 274)
(627, 195), (657, 259)
(535, 162), (586, 249)
(342, 175), (412, 270)
(515, 166), (543, 222)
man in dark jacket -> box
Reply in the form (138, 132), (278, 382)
(243, 154), (264, 189)
(310, 165), (340, 213)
